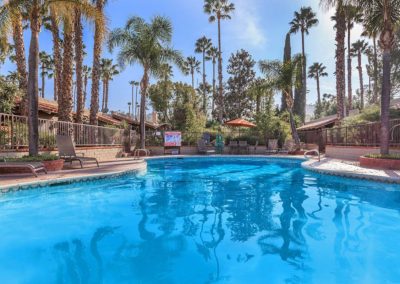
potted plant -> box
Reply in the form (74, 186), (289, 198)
(360, 154), (400, 170)
(13, 154), (64, 171)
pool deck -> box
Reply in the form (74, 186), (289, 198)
(302, 158), (400, 183)
(0, 158), (147, 191)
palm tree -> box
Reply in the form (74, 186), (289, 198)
(308, 62), (328, 107)
(207, 46), (218, 116)
(289, 6), (318, 122)
(184, 56), (201, 88)
(361, 21), (379, 104)
(359, 0), (400, 154)
(100, 58), (119, 113)
(195, 36), (212, 114)
(321, 0), (346, 119)
(39, 51), (53, 98)
(351, 40), (369, 109)
(108, 16), (184, 149)
(90, 0), (107, 125)
(82, 65), (91, 109)
(158, 64), (173, 122)
(129, 80), (140, 119)
(75, 7), (84, 123)
(344, 5), (363, 114)
(259, 55), (303, 150)
(204, 0), (235, 123)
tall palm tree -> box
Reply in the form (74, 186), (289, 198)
(82, 65), (91, 109)
(359, 0), (400, 154)
(204, 0), (235, 123)
(344, 5), (363, 114)
(108, 16), (184, 149)
(207, 46), (218, 116)
(351, 40), (369, 109)
(289, 6), (318, 122)
(361, 21), (380, 104)
(158, 63), (173, 122)
(100, 58), (119, 113)
(75, 7), (84, 123)
(39, 51), (53, 98)
(321, 0), (346, 119)
(195, 36), (212, 114)
(90, 0), (107, 125)
(184, 56), (201, 89)
(259, 55), (303, 150)
(308, 62), (328, 106)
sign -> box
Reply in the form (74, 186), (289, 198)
(164, 132), (181, 147)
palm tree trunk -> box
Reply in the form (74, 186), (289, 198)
(212, 58), (216, 117)
(27, 1), (40, 156)
(84, 74), (88, 108)
(105, 80), (109, 111)
(12, 14), (28, 115)
(316, 75), (321, 106)
(90, 0), (104, 125)
(75, 8), (84, 123)
(140, 69), (149, 149)
(191, 71), (194, 89)
(217, 16), (223, 123)
(381, 49), (391, 155)
(102, 80), (106, 111)
(202, 50), (207, 114)
(373, 36), (379, 104)
(59, 22), (74, 122)
(357, 52), (364, 109)
(335, 9), (346, 119)
(41, 71), (45, 98)
(347, 24), (352, 116)
(50, 11), (62, 102)
(301, 30), (306, 123)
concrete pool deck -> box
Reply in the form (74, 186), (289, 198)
(0, 158), (147, 191)
(302, 158), (400, 183)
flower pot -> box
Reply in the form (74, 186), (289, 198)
(359, 156), (400, 170)
(42, 159), (64, 172)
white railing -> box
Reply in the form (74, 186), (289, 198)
(0, 113), (136, 150)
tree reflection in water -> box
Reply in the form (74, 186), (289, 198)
(47, 158), (400, 283)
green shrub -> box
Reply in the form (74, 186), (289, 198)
(4, 153), (59, 162)
(364, 153), (400, 160)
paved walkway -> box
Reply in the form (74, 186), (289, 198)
(0, 158), (146, 191)
(302, 158), (400, 183)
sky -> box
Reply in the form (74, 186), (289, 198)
(2, 0), (369, 115)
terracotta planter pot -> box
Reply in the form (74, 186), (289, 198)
(359, 156), (400, 170)
(42, 159), (64, 171)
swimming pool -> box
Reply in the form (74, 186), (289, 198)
(0, 157), (399, 283)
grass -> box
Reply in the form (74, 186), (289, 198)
(2, 154), (60, 162)
(364, 153), (400, 160)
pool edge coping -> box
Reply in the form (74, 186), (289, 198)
(0, 162), (147, 192)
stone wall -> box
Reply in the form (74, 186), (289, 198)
(326, 145), (400, 161)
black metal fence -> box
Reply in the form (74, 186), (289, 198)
(0, 113), (136, 151)
(299, 119), (400, 151)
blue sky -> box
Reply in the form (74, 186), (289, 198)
(2, 0), (368, 114)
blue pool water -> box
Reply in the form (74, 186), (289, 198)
(0, 157), (400, 283)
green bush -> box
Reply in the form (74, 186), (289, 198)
(364, 153), (400, 160)
(4, 153), (60, 162)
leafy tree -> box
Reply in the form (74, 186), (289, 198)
(0, 76), (21, 113)
(204, 0), (235, 123)
(289, 6), (318, 123)
(225, 49), (256, 119)
(109, 16), (184, 148)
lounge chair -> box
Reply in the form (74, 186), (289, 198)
(56, 135), (99, 168)
(238, 140), (249, 154)
(229, 141), (238, 154)
(278, 139), (295, 154)
(266, 139), (278, 155)
(0, 158), (47, 177)
(197, 139), (215, 155)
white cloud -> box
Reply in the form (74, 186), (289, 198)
(226, 0), (267, 47)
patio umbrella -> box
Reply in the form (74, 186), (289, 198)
(224, 118), (256, 138)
